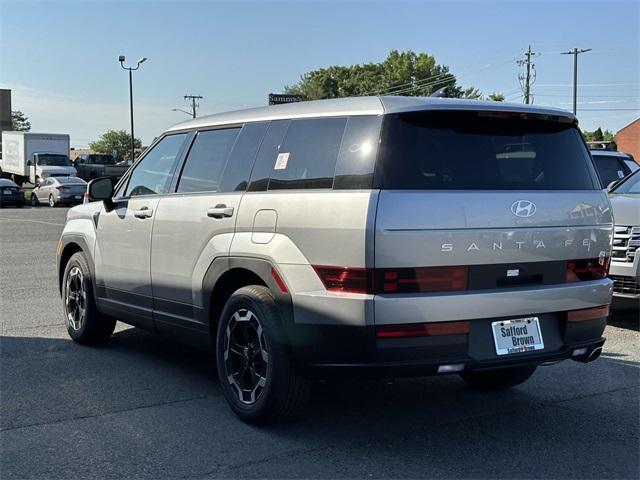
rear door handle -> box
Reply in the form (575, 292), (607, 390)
(133, 206), (153, 219)
(207, 204), (234, 219)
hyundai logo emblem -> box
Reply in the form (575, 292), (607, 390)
(511, 200), (537, 218)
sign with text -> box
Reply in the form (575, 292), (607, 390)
(268, 93), (305, 105)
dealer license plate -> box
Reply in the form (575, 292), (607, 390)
(3, 189), (12, 195)
(491, 317), (544, 356)
(74, 195), (81, 199)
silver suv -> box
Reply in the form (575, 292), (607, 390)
(57, 97), (613, 424)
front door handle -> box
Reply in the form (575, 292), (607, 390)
(207, 204), (234, 219)
(133, 206), (153, 219)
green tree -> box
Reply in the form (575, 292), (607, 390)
(582, 127), (617, 150)
(89, 130), (142, 162)
(11, 110), (31, 131)
(487, 92), (505, 102)
(283, 50), (496, 100)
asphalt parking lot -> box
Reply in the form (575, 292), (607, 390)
(1, 206), (638, 479)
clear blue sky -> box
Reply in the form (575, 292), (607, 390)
(1, 0), (638, 147)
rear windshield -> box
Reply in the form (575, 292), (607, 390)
(56, 177), (86, 185)
(87, 155), (116, 164)
(377, 111), (599, 190)
(37, 154), (72, 166)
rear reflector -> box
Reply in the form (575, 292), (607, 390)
(271, 267), (288, 294)
(312, 265), (468, 294)
(567, 305), (609, 322)
(376, 321), (470, 338)
(566, 257), (610, 282)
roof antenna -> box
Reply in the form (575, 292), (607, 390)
(430, 87), (448, 98)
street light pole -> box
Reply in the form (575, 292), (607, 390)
(561, 48), (591, 115)
(119, 55), (147, 162)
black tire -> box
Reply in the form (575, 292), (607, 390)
(62, 251), (116, 344)
(216, 285), (311, 424)
(460, 365), (537, 390)
(31, 193), (39, 207)
(48, 194), (56, 207)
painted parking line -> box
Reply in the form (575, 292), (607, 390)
(0, 217), (64, 227)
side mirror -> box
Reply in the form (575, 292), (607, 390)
(27, 160), (32, 166)
(88, 177), (115, 211)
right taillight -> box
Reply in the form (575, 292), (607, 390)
(566, 257), (610, 282)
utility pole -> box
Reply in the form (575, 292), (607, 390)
(561, 48), (592, 115)
(517, 46), (536, 104)
(184, 95), (203, 118)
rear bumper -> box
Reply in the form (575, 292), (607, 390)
(290, 314), (607, 378)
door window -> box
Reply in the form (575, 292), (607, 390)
(124, 134), (188, 197)
(219, 122), (268, 192)
(176, 128), (240, 193)
(592, 155), (627, 188)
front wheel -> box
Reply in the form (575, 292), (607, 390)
(216, 285), (311, 424)
(460, 365), (537, 390)
(31, 193), (39, 207)
(62, 251), (116, 344)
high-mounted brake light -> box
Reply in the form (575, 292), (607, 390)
(566, 257), (610, 282)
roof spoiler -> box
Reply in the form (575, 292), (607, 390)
(430, 87), (448, 98)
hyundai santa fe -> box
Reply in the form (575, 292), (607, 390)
(57, 96), (613, 424)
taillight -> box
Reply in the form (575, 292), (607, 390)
(312, 265), (468, 294)
(375, 266), (468, 293)
(83, 192), (89, 203)
(312, 266), (371, 294)
(566, 257), (610, 282)
(56, 186), (69, 191)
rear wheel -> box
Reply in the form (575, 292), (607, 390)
(48, 194), (56, 207)
(460, 365), (537, 390)
(63, 251), (116, 344)
(216, 285), (311, 424)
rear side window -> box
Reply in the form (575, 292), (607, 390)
(377, 111), (599, 190)
(268, 117), (347, 190)
(334, 115), (382, 189)
(177, 128), (240, 193)
(248, 120), (290, 192)
(592, 155), (628, 187)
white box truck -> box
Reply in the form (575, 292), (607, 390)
(0, 132), (76, 185)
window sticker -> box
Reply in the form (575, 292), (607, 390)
(274, 152), (290, 170)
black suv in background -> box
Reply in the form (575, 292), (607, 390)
(590, 150), (639, 189)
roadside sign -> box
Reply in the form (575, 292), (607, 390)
(268, 93), (305, 105)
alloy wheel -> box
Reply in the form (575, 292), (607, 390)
(223, 309), (269, 405)
(65, 266), (86, 331)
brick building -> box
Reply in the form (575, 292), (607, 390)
(615, 118), (640, 161)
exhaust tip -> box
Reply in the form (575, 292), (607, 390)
(588, 347), (602, 362)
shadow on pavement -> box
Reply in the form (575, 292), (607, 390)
(1, 329), (638, 479)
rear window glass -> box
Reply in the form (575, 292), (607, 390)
(377, 111), (599, 190)
(592, 155), (627, 187)
(268, 117), (347, 190)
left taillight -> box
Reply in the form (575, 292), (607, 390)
(312, 265), (469, 294)
(566, 257), (610, 282)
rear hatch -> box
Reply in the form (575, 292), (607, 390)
(374, 110), (612, 297)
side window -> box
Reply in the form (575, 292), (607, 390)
(124, 133), (188, 197)
(248, 120), (290, 192)
(219, 122), (268, 192)
(176, 128), (240, 193)
(268, 117), (347, 190)
(333, 115), (382, 189)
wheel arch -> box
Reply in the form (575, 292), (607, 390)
(202, 257), (294, 346)
(57, 236), (94, 295)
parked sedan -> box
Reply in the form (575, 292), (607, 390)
(0, 178), (25, 208)
(31, 176), (87, 207)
